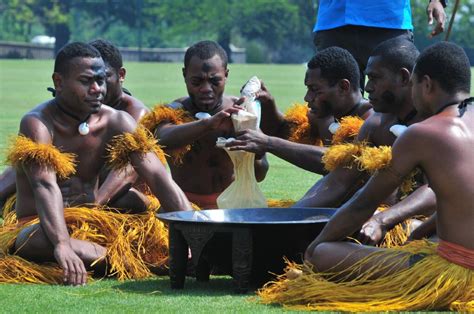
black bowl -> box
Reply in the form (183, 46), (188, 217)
(158, 207), (335, 287)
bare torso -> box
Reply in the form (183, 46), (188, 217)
(163, 95), (238, 194)
(416, 108), (474, 249)
(15, 101), (130, 218)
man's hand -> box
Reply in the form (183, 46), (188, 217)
(54, 242), (87, 286)
(358, 216), (387, 246)
(226, 129), (270, 156)
(427, 0), (447, 38)
(206, 105), (240, 131)
(255, 81), (276, 108)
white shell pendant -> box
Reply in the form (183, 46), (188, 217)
(78, 122), (90, 135)
(195, 112), (211, 120)
(389, 124), (408, 138)
(328, 122), (340, 134)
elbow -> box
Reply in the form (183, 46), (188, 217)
(254, 160), (269, 182)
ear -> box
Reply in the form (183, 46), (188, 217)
(421, 74), (434, 95)
(182, 67), (186, 79)
(400, 68), (411, 86)
(337, 79), (351, 93)
(225, 68), (229, 78)
(52, 72), (62, 91)
(118, 67), (126, 83)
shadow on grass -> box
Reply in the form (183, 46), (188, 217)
(112, 275), (260, 297)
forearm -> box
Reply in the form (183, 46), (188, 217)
(157, 120), (211, 148)
(131, 152), (191, 212)
(375, 184), (436, 229)
(96, 166), (137, 205)
(313, 189), (377, 245)
(0, 167), (16, 203)
(267, 137), (327, 174)
(32, 181), (70, 246)
(294, 168), (367, 208)
(260, 103), (286, 136)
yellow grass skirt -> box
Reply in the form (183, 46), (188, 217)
(0, 206), (168, 283)
(257, 240), (474, 312)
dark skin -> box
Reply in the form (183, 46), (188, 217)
(14, 56), (191, 286)
(426, 0), (447, 38)
(305, 73), (473, 277)
(226, 69), (372, 174)
(358, 184), (436, 245)
(295, 56), (426, 208)
(155, 55), (268, 196)
(95, 61), (151, 211)
(0, 61), (151, 213)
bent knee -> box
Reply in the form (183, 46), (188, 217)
(305, 242), (337, 272)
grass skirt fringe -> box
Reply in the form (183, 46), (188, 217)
(1, 194), (16, 219)
(258, 240), (474, 312)
(0, 206), (168, 283)
(107, 126), (167, 170)
(0, 255), (64, 284)
(139, 105), (195, 165)
(6, 135), (76, 180)
(267, 199), (295, 208)
(283, 104), (322, 146)
(331, 116), (364, 145)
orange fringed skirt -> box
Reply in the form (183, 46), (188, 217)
(257, 240), (474, 312)
(0, 206), (169, 284)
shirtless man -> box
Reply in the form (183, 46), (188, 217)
(296, 41), (473, 311)
(227, 47), (372, 174)
(11, 42), (190, 286)
(151, 41), (269, 209)
(295, 38), (428, 208)
(0, 39), (151, 213)
(89, 39), (150, 210)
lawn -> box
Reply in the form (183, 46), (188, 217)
(0, 59), (317, 313)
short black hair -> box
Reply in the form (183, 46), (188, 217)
(54, 42), (101, 75)
(89, 39), (123, 70)
(414, 42), (471, 94)
(184, 40), (228, 69)
(370, 37), (419, 73)
(307, 47), (360, 91)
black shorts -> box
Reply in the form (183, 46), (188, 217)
(313, 25), (414, 88)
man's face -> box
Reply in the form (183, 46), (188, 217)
(55, 57), (106, 115)
(364, 56), (401, 113)
(183, 55), (228, 112)
(304, 68), (338, 119)
(103, 63), (123, 106)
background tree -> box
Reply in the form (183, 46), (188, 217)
(0, 0), (473, 63)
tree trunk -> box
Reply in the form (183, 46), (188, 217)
(54, 23), (71, 56)
(218, 30), (232, 63)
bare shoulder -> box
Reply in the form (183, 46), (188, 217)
(121, 93), (150, 121)
(168, 97), (188, 110)
(391, 118), (443, 156)
(19, 101), (54, 142)
(102, 105), (137, 134)
(357, 111), (382, 142)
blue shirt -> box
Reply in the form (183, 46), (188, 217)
(313, 0), (413, 32)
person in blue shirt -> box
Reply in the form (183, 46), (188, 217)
(313, 0), (447, 89)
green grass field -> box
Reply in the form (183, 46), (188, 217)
(1, 60), (473, 313)
(0, 59), (317, 313)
